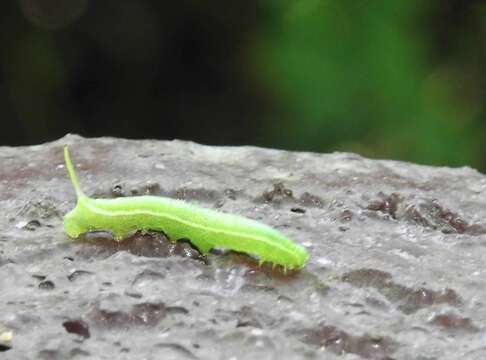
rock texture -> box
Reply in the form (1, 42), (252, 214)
(1, 134), (486, 359)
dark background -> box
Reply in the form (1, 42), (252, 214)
(1, 0), (485, 171)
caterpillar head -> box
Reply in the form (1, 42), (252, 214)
(63, 206), (84, 238)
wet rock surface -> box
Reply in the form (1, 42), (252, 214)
(1, 134), (486, 359)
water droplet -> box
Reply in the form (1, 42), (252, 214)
(317, 257), (332, 266)
(309, 292), (320, 304)
(251, 328), (263, 336)
(0, 330), (13, 343)
(15, 221), (28, 229)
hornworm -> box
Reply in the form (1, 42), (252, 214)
(63, 147), (309, 270)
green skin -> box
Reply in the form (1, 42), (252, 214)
(63, 147), (309, 270)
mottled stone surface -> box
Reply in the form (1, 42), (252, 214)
(1, 134), (486, 359)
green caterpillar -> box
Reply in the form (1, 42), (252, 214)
(63, 146), (309, 271)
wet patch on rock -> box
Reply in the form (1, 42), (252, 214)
(261, 182), (294, 204)
(17, 219), (43, 231)
(216, 250), (304, 279)
(365, 192), (486, 234)
(428, 312), (479, 333)
(366, 192), (401, 219)
(62, 319), (91, 339)
(342, 268), (462, 314)
(171, 187), (222, 204)
(67, 270), (94, 282)
(17, 198), (61, 220)
(106, 182), (162, 198)
(130, 182), (162, 196)
(154, 343), (197, 359)
(216, 306), (276, 329)
(90, 301), (188, 329)
(299, 323), (399, 359)
(131, 269), (166, 285)
(38, 280), (55, 290)
(338, 209), (354, 222)
(74, 231), (207, 263)
(257, 183), (325, 209)
(298, 192), (325, 208)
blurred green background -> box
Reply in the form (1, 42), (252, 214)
(1, 0), (485, 170)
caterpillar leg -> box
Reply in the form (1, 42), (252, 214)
(112, 231), (131, 241)
(190, 239), (212, 255)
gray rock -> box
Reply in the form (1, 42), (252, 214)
(1, 134), (486, 359)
